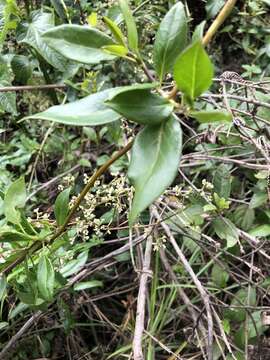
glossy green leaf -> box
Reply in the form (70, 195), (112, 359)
(103, 16), (126, 46)
(192, 21), (206, 42)
(213, 217), (239, 248)
(189, 110), (232, 123)
(106, 86), (174, 125)
(54, 188), (70, 226)
(213, 164), (231, 199)
(249, 224), (270, 237)
(0, 322), (8, 330)
(16, 10), (72, 71)
(42, 24), (116, 64)
(206, 0), (225, 18)
(153, 2), (187, 81)
(173, 41), (214, 104)
(102, 44), (128, 57)
(74, 280), (103, 291)
(37, 255), (55, 301)
(118, 0), (138, 53)
(60, 250), (88, 277)
(4, 177), (26, 225)
(24, 88), (122, 126)
(128, 115), (182, 224)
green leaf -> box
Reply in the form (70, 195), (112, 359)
(213, 217), (239, 248)
(16, 10), (72, 71)
(42, 24), (116, 64)
(249, 192), (268, 209)
(173, 41), (214, 104)
(192, 21), (206, 42)
(213, 164), (231, 199)
(153, 2), (187, 81)
(0, 58), (17, 115)
(106, 85), (174, 125)
(102, 44), (128, 57)
(24, 88), (122, 126)
(11, 55), (32, 84)
(0, 0), (18, 48)
(0, 226), (37, 242)
(249, 224), (270, 237)
(128, 115), (182, 224)
(211, 263), (229, 288)
(0, 322), (8, 330)
(206, 0), (225, 18)
(37, 255), (55, 301)
(0, 276), (7, 301)
(103, 16), (126, 46)
(189, 110), (232, 123)
(118, 0), (138, 53)
(54, 188), (70, 226)
(4, 177), (26, 225)
(233, 205), (255, 231)
(74, 280), (103, 291)
(60, 250), (88, 277)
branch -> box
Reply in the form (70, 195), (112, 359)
(1, 141), (133, 276)
(0, 84), (67, 92)
(132, 236), (152, 360)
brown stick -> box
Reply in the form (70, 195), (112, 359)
(132, 236), (152, 360)
(0, 84), (67, 92)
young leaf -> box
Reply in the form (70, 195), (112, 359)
(102, 44), (128, 57)
(173, 41), (214, 104)
(128, 115), (182, 224)
(24, 88), (122, 126)
(106, 87), (174, 125)
(153, 2), (187, 81)
(118, 0), (138, 53)
(103, 16), (126, 46)
(42, 24), (116, 64)
(213, 217), (239, 248)
(37, 255), (55, 301)
(4, 177), (26, 225)
(189, 110), (232, 123)
(54, 188), (70, 226)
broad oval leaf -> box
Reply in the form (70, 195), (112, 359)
(153, 2), (187, 81)
(24, 84), (155, 126)
(37, 255), (55, 301)
(4, 177), (26, 225)
(24, 88), (122, 126)
(16, 10), (73, 71)
(173, 41), (214, 104)
(189, 110), (232, 123)
(54, 188), (70, 226)
(128, 115), (182, 224)
(42, 24), (116, 64)
(11, 55), (32, 84)
(118, 0), (138, 53)
(213, 217), (239, 248)
(213, 164), (231, 199)
(106, 86), (174, 125)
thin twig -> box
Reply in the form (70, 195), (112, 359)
(132, 236), (153, 360)
(0, 84), (67, 92)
